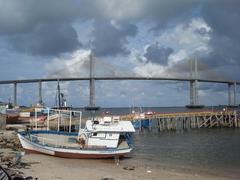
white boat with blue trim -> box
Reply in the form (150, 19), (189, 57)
(18, 112), (135, 159)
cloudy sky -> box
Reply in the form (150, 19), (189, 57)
(0, 0), (239, 107)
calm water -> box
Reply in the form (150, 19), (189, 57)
(131, 128), (240, 177)
(79, 106), (240, 177)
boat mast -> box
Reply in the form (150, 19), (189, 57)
(57, 80), (61, 108)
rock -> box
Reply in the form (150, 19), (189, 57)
(6, 143), (14, 148)
(25, 176), (33, 180)
(1, 154), (14, 162)
(1, 164), (8, 169)
(123, 166), (135, 170)
(13, 174), (25, 180)
(0, 141), (6, 146)
(5, 168), (17, 176)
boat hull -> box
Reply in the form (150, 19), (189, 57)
(18, 132), (132, 159)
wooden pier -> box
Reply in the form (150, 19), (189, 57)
(29, 108), (240, 132)
(120, 110), (240, 131)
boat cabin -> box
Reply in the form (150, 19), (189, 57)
(78, 116), (135, 149)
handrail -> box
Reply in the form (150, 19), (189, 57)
(34, 108), (82, 132)
(120, 110), (237, 120)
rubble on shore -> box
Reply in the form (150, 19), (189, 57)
(0, 130), (38, 180)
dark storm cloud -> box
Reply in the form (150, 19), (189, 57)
(144, 43), (174, 65)
(8, 22), (81, 56)
(0, 1), (142, 57)
(164, 58), (228, 81)
(199, 0), (240, 69)
(201, 0), (240, 42)
(0, 0), (81, 35)
(200, 32), (240, 69)
(0, 0), (83, 56)
(0, 0), (240, 69)
(91, 21), (137, 56)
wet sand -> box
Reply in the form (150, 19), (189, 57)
(1, 130), (239, 180)
(21, 153), (237, 180)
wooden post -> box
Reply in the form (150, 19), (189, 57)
(149, 119), (152, 130)
(0, 106), (6, 130)
(35, 108), (38, 129)
(234, 111), (237, 128)
(47, 108), (50, 131)
(157, 118), (160, 132)
(69, 110), (72, 133)
(197, 116), (200, 128)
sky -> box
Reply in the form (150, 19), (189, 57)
(0, 0), (240, 107)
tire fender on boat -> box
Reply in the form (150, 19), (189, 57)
(77, 133), (88, 149)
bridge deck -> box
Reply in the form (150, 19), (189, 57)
(0, 77), (239, 84)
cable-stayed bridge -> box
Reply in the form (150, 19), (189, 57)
(0, 55), (239, 107)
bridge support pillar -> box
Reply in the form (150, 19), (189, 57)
(187, 58), (202, 108)
(189, 80), (198, 106)
(89, 53), (95, 107)
(234, 82), (237, 106)
(190, 81), (194, 105)
(194, 80), (198, 105)
(228, 82), (237, 106)
(89, 78), (95, 107)
(38, 81), (43, 105)
(13, 82), (17, 107)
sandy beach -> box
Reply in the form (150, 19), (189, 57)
(19, 153), (238, 180)
(1, 130), (240, 180)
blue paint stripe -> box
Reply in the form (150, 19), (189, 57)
(20, 130), (78, 136)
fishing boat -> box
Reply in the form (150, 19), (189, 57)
(18, 113), (135, 159)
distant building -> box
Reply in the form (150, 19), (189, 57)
(0, 101), (7, 106)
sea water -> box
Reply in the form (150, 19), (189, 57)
(131, 128), (240, 177)
(78, 106), (240, 177)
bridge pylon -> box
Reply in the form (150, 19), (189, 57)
(187, 57), (203, 108)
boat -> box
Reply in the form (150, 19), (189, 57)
(18, 114), (135, 159)
(52, 81), (72, 110)
(0, 165), (11, 180)
(6, 108), (20, 124)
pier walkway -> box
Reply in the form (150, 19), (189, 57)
(120, 110), (240, 131)
(30, 109), (240, 132)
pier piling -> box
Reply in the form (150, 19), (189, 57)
(122, 110), (240, 132)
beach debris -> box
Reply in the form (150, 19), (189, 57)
(0, 131), (23, 151)
(0, 165), (11, 180)
(0, 131), (38, 180)
(146, 167), (152, 173)
(123, 166), (135, 170)
(101, 178), (115, 180)
(146, 170), (152, 173)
